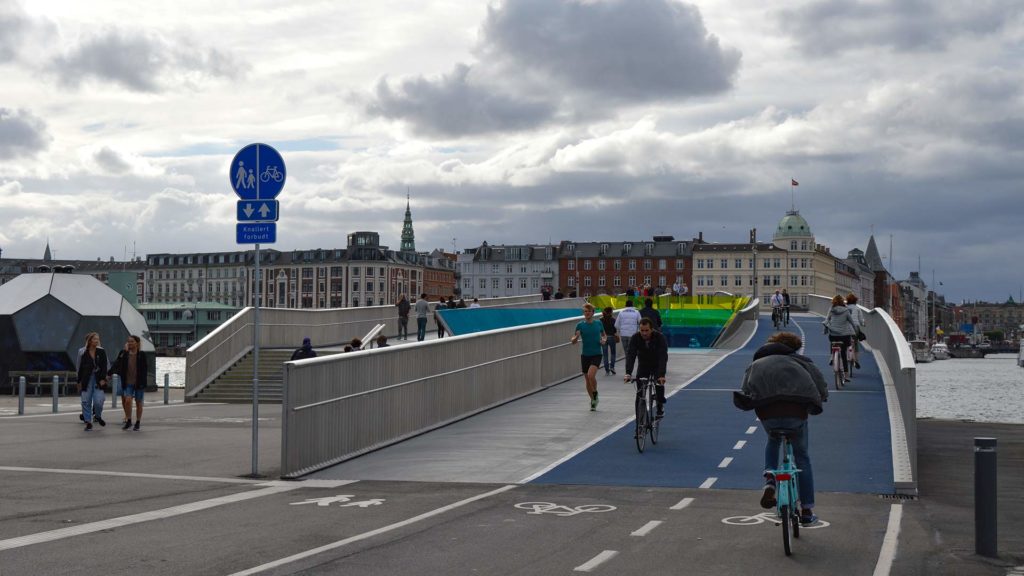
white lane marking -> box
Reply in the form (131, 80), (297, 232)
(630, 520), (663, 537)
(745, 426), (757, 435)
(0, 482), (331, 551)
(733, 440), (747, 450)
(872, 503), (903, 576)
(699, 477), (717, 489)
(574, 550), (619, 572)
(229, 484), (518, 576)
(669, 497), (694, 510)
(0, 466), (266, 485)
(520, 338), (754, 484)
(718, 457), (733, 468)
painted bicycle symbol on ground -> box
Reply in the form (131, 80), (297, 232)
(514, 502), (617, 517)
(722, 511), (830, 529)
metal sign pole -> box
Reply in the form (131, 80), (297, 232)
(252, 243), (260, 477)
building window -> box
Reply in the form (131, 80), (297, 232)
(697, 276), (706, 287)
(721, 259), (728, 269)
(492, 278), (499, 289)
(697, 259), (705, 269)
(568, 276), (576, 287)
(598, 260), (606, 271)
(734, 275), (742, 287)
(659, 259), (666, 270)
(791, 241), (798, 250)
(773, 258), (781, 269)
(584, 260), (592, 271)
(720, 275), (728, 286)
(643, 259), (652, 270)
(353, 281), (360, 291)
(599, 276), (606, 287)
(366, 282), (374, 292)
(676, 260), (684, 270)
(520, 278), (527, 289)
(480, 279), (486, 289)
(614, 260), (622, 271)
(506, 278), (513, 289)
(628, 275), (636, 286)
(568, 260), (575, 271)
(584, 277), (592, 287)
(532, 278), (539, 288)
(706, 259), (714, 269)
(628, 260), (636, 271)
(352, 267), (360, 277)
(790, 276), (798, 286)
(773, 275), (781, 285)
(763, 276), (771, 286)
(613, 277), (621, 288)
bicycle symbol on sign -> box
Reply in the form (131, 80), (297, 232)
(260, 165), (283, 183)
(514, 502), (617, 517)
(721, 512), (830, 529)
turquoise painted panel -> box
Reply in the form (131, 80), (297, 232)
(439, 308), (582, 336)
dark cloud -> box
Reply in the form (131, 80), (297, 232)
(367, 64), (559, 137)
(0, 2), (30, 63)
(779, 0), (1023, 56)
(0, 108), (50, 159)
(93, 147), (132, 174)
(51, 29), (247, 92)
(480, 0), (740, 100)
(364, 0), (740, 136)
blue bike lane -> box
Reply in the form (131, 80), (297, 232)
(533, 314), (895, 495)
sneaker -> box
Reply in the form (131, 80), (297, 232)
(590, 397), (596, 411)
(95, 416), (106, 427)
(84, 423), (93, 432)
(610, 368), (616, 375)
(79, 413), (85, 422)
(655, 404), (664, 419)
(855, 361), (861, 369)
(133, 421), (140, 432)
(800, 511), (818, 526)
(593, 391), (599, 409)
(122, 419), (132, 430)
(760, 484), (777, 509)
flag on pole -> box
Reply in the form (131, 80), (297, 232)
(791, 179), (799, 186)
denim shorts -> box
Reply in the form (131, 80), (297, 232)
(121, 386), (145, 401)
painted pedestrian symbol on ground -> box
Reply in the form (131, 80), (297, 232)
(721, 511), (830, 529)
(514, 502), (616, 517)
(290, 495), (385, 508)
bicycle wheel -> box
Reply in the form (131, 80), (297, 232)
(635, 396), (647, 453)
(834, 369), (843, 390)
(781, 504), (793, 556)
(648, 390), (659, 445)
(790, 473), (801, 539)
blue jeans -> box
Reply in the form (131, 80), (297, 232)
(80, 375), (105, 422)
(761, 417), (815, 509)
(601, 340), (616, 372)
(416, 317), (427, 341)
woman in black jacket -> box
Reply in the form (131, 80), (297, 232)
(110, 335), (149, 431)
(77, 332), (109, 431)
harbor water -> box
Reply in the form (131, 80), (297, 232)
(155, 356), (187, 388)
(916, 354), (1024, 424)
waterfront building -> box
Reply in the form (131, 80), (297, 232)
(0, 243), (146, 303)
(557, 236), (694, 298)
(770, 210), (838, 308)
(845, 248), (876, 309)
(137, 302), (240, 352)
(145, 250), (249, 306)
(457, 242), (559, 299)
(690, 238), (781, 304)
(421, 249), (457, 301)
(954, 299), (1024, 344)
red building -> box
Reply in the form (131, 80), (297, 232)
(556, 236), (697, 297)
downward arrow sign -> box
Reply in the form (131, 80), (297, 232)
(259, 203), (271, 218)
(243, 204), (255, 218)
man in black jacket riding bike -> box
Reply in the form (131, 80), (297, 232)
(624, 318), (669, 418)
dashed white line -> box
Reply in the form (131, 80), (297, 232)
(669, 497), (694, 510)
(745, 426), (757, 435)
(575, 550), (619, 572)
(699, 477), (718, 489)
(718, 457), (733, 469)
(630, 521), (663, 537)
(733, 440), (747, 450)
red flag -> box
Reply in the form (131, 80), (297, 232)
(791, 179), (799, 186)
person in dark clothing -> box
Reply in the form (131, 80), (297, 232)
(396, 294), (411, 340)
(291, 337), (317, 360)
(376, 334), (390, 348)
(554, 288), (564, 300)
(737, 331), (828, 526)
(76, 332), (109, 431)
(109, 335), (149, 431)
(639, 298), (662, 330)
(542, 287), (551, 301)
(624, 318), (669, 418)
(599, 306), (618, 375)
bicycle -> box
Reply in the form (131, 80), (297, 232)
(766, 428), (803, 556)
(771, 306), (782, 329)
(829, 340), (846, 390)
(628, 376), (659, 453)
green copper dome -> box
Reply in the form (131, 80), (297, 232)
(774, 210), (812, 239)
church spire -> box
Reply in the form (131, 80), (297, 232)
(43, 239), (52, 262)
(400, 189), (416, 252)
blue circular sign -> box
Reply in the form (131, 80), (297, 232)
(229, 143), (286, 200)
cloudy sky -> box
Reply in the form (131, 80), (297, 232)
(1, 0), (1022, 303)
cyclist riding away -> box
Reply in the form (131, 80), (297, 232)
(781, 288), (791, 325)
(624, 318), (669, 418)
(770, 290), (785, 327)
(824, 294), (858, 381)
(845, 293), (865, 369)
(735, 331), (828, 526)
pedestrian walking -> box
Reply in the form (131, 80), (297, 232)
(76, 332), (109, 432)
(614, 299), (642, 358)
(396, 294), (411, 340)
(109, 335), (149, 431)
(600, 306), (618, 375)
(435, 300), (446, 338)
(414, 293), (429, 341)
(290, 337), (317, 360)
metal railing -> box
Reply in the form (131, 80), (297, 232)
(808, 294), (917, 494)
(279, 315), (581, 478)
(184, 294), (545, 399)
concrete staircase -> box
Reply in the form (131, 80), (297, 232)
(191, 349), (294, 403)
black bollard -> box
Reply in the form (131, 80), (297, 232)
(974, 437), (998, 558)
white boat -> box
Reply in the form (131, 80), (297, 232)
(909, 340), (935, 363)
(930, 342), (950, 360)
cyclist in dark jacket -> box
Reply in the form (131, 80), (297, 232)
(624, 318), (669, 418)
(738, 331), (828, 526)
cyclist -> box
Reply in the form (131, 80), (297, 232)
(769, 290), (784, 327)
(823, 294), (858, 381)
(845, 293), (865, 369)
(737, 331), (828, 526)
(781, 288), (791, 325)
(624, 318), (669, 419)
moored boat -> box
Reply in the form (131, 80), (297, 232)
(931, 342), (950, 360)
(909, 339), (935, 363)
